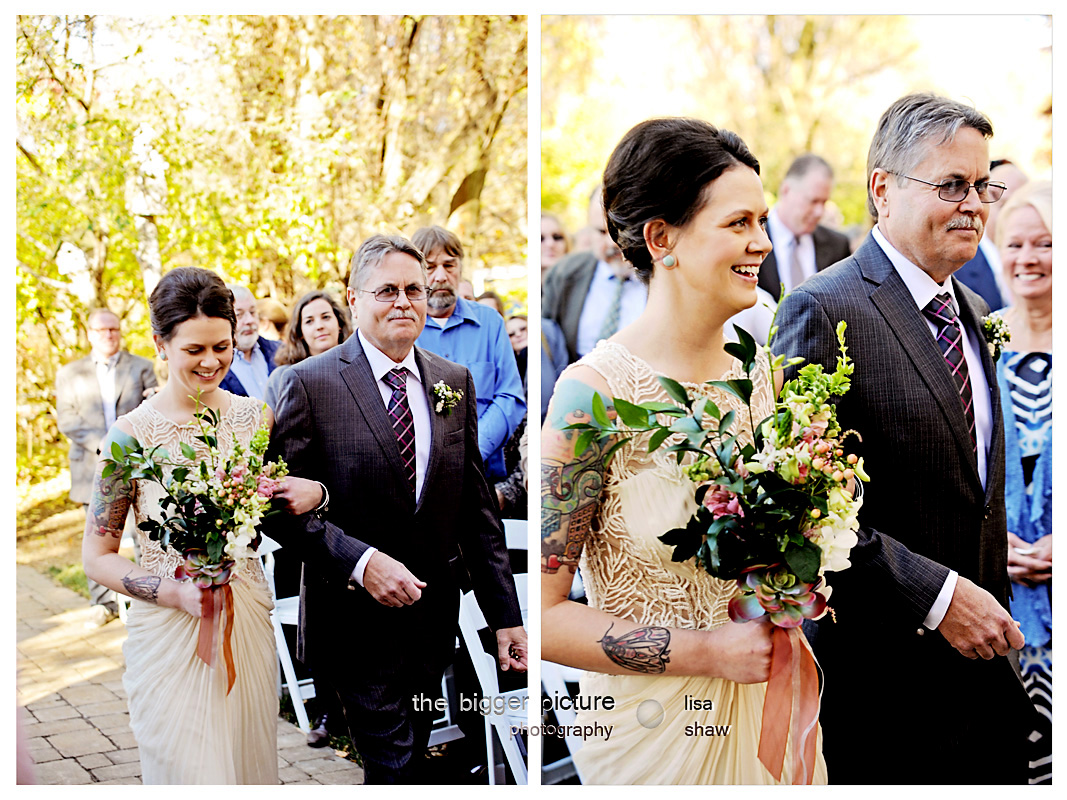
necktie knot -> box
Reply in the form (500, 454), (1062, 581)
(923, 292), (959, 326)
(383, 367), (407, 391)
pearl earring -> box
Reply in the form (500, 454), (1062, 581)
(662, 254), (677, 268)
(159, 351), (167, 361)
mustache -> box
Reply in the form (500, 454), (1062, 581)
(429, 282), (455, 293)
(946, 216), (981, 232)
(387, 310), (420, 322)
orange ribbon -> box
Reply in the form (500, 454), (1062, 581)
(757, 625), (820, 784)
(195, 584), (237, 695)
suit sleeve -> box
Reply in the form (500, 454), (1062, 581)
(475, 318), (527, 463)
(55, 364), (101, 452)
(138, 359), (159, 393)
(774, 288), (950, 625)
(265, 366), (368, 585)
(458, 368), (523, 631)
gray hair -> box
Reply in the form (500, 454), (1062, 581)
(866, 93), (994, 220)
(348, 234), (428, 291)
(782, 154), (833, 185)
(225, 284), (255, 304)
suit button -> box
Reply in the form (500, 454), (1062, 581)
(916, 628), (925, 637)
(984, 506), (991, 520)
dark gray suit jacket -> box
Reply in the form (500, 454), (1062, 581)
(773, 234), (1031, 783)
(266, 334), (522, 672)
(757, 224), (852, 302)
(55, 351), (158, 504)
(541, 250), (597, 364)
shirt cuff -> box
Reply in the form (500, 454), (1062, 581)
(350, 547), (378, 587)
(923, 570), (958, 630)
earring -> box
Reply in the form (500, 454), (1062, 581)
(159, 351), (167, 361)
(662, 254), (677, 268)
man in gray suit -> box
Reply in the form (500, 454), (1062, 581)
(268, 234), (527, 783)
(757, 154), (852, 302)
(542, 187), (647, 364)
(56, 308), (157, 627)
(774, 94), (1032, 783)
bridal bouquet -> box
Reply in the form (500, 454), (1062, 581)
(103, 398), (288, 691)
(567, 322), (867, 783)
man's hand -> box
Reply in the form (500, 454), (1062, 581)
(939, 576), (1025, 659)
(495, 625), (529, 672)
(273, 477), (324, 516)
(362, 551), (426, 607)
(1007, 531), (1052, 587)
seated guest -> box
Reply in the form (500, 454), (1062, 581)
(540, 318), (568, 425)
(955, 159), (1029, 311)
(477, 290), (506, 317)
(412, 225), (525, 482)
(257, 297), (289, 340)
(219, 284), (280, 400)
(542, 185), (648, 364)
(541, 212), (570, 280)
(265, 290), (352, 411)
(995, 180), (1052, 784)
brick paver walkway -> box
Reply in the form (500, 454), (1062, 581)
(16, 564), (364, 785)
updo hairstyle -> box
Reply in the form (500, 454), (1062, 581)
(602, 118), (760, 285)
(149, 267), (237, 342)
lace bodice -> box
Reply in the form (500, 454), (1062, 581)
(122, 394), (268, 588)
(567, 341), (775, 631)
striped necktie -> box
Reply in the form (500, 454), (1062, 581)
(383, 367), (416, 492)
(922, 292), (976, 452)
(598, 275), (626, 342)
(787, 236), (805, 293)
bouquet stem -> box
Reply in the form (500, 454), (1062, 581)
(757, 626), (820, 784)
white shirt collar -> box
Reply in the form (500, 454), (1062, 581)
(768, 207), (805, 246)
(92, 351), (120, 369)
(358, 329), (422, 385)
(872, 224), (961, 315)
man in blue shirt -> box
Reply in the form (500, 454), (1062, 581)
(220, 284), (280, 400)
(412, 226), (525, 482)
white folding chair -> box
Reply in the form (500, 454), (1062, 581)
(540, 660), (586, 784)
(258, 535), (316, 733)
(457, 573), (529, 784)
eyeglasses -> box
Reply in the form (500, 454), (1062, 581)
(358, 284), (428, 303)
(890, 173), (1007, 204)
(89, 327), (120, 334)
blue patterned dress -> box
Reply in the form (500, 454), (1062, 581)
(997, 349), (1052, 785)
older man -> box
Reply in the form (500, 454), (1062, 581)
(267, 234), (526, 783)
(542, 187), (648, 364)
(757, 154), (852, 302)
(411, 226), (525, 482)
(56, 308), (157, 626)
(773, 93), (1034, 783)
(218, 284), (280, 400)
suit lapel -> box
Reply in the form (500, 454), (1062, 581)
(858, 238), (982, 489)
(413, 347), (445, 513)
(338, 336), (415, 499)
(112, 351), (134, 408)
(757, 250), (782, 301)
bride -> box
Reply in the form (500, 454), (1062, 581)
(82, 267), (322, 784)
(540, 117), (828, 784)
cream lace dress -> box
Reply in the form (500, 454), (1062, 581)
(567, 342), (827, 785)
(121, 395), (278, 784)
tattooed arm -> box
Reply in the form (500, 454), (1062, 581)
(81, 419), (206, 618)
(540, 369), (776, 682)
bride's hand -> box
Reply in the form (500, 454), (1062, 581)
(274, 477), (324, 516)
(707, 617), (775, 684)
(171, 581), (208, 618)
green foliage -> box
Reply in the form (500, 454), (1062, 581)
(46, 564), (89, 598)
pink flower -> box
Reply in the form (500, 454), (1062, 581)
(702, 485), (744, 519)
(257, 475), (280, 498)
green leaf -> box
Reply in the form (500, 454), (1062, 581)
(180, 442), (197, 460)
(111, 441), (125, 460)
(639, 401), (688, 415)
(718, 409), (736, 436)
(723, 325), (758, 369)
(574, 429), (597, 457)
(591, 392), (612, 428)
(601, 436), (632, 466)
(101, 462), (115, 479)
(648, 427), (672, 453)
(669, 416), (703, 436)
(658, 376), (692, 409)
(612, 397), (650, 429)
(783, 540), (822, 584)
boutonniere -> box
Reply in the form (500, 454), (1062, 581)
(981, 312), (1011, 361)
(432, 380), (463, 416)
